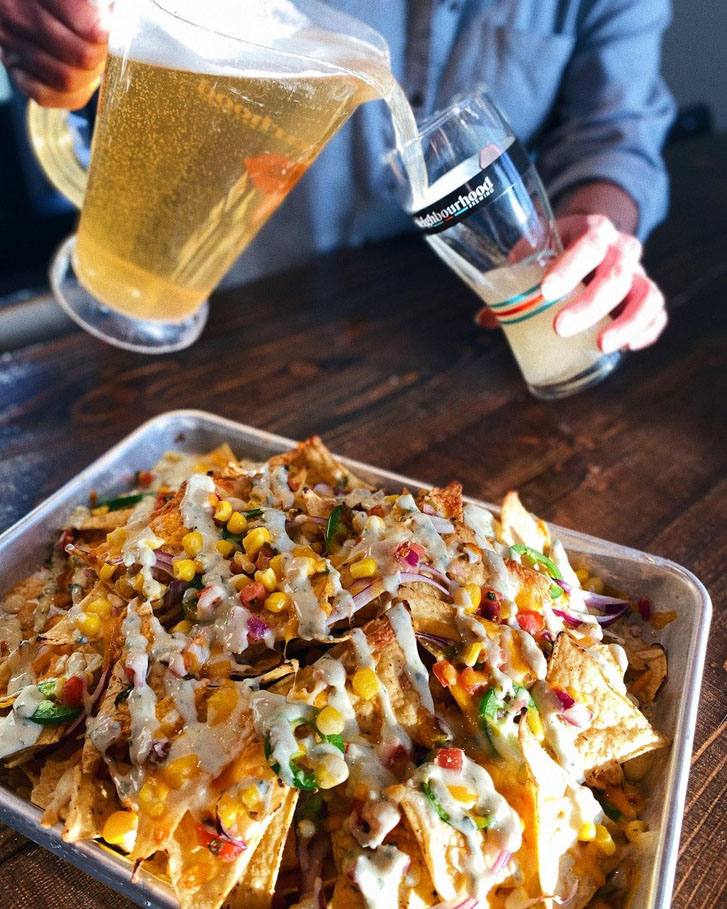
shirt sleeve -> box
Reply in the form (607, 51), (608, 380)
(535, 0), (676, 239)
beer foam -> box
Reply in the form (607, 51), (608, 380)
(110, 0), (389, 80)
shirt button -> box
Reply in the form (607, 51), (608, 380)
(409, 90), (424, 108)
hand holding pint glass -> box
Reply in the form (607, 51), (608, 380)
(27, 0), (393, 352)
(388, 89), (624, 399)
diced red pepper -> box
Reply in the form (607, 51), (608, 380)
(61, 675), (85, 708)
(518, 610), (544, 636)
(434, 748), (463, 771)
(459, 667), (488, 692)
(368, 505), (385, 518)
(240, 581), (266, 607)
(195, 822), (246, 861)
(637, 597), (652, 621)
(136, 470), (154, 487)
(433, 660), (458, 689)
(255, 544), (275, 571)
(477, 589), (503, 622)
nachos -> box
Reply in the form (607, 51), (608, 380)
(0, 438), (672, 908)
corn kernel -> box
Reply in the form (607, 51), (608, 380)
(91, 504), (109, 516)
(138, 778), (169, 817)
(578, 822), (597, 842)
(350, 558), (377, 579)
(75, 612), (101, 637)
(293, 545), (319, 560)
(352, 668), (379, 700)
(315, 753), (349, 789)
(99, 562), (116, 581)
(172, 559), (196, 582)
(462, 642), (482, 667)
(232, 574), (252, 592)
(297, 818), (316, 840)
(594, 824), (617, 855)
(86, 597), (112, 618)
(447, 785), (477, 807)
(207, 687), (238, 726)
(255, 568), (277, 593)
(131, 573), (146, 592)
(624, 820), (647, 843)
(217, 793), (244, 831)
(214, 500), (233, 522)
(365, 515), (385, 534)
(527, 709), (545, 742)
(215, 539), (236, 558)
(464, 584), (482, 612)
(182, 531), (204, 558)
(241, 785), (261, 812)
(102, 810), (138, 850)
(226, 511), (247, 535)
(384, 495), (399, 504)
(264, 591), (290, 614)
(172, 619), (192, 634)
(317, 705), (345, 736)
(243, 527), (271, 556)
(161, 754), (199, 789)
(194, 558), (205, 573)
(269, 553), (287, 579)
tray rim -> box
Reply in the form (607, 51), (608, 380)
(0, 408), (712, 909)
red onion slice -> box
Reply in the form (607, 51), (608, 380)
(400, 572), (452, 598)
(552, 688), (575, 710)
(491, 849), (512, 875)
(247, 614), (271, 641)
(432, 896), (479, 909)
(351, 579), (386, 611)
(561, 701), (593, 728)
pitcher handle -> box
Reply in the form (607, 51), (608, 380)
(26, 100), (88, 210)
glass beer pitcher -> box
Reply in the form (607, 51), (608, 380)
(28, 0), (392, 352)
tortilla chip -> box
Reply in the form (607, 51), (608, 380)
(167, 773), (292, 909)
(626, 644), (668, 704)
(268, 436), (371, 493)
(519, 720), (604, 909)
(223, 788), (298, 909)
(546, 634), (669, 777)
(416, 482), (463, 521)
(71, 508), (135, 532)
(31, 751), (80, 822)
(63, 766), (120, 841)
(330, 824), (437, 909)
(499, 491), (550, 552)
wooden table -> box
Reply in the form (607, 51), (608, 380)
(0, 132), (725, 908)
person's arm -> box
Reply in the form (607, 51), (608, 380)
(0, 0), (109, 109)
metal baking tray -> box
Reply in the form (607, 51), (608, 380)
(0, 409), (711, 909)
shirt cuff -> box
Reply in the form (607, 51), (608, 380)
(542, 148), (670, 241)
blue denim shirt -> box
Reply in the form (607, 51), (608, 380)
(224, 0), (676, 286)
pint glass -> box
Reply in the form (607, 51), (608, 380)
(28, 0), (389, 352)
(388, 89), (623, 399)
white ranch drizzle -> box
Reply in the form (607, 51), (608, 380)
(531, 681), (590, 782)
(344, 844), (410, 909)
(386, 605), (435, 714)
(512, 628), (548, 680)
(6, 642), (37, 694)
(87, 712), (122, 754)
(122, 601), (157, 767)
(350, 628), (411, 751)
(284, 557), (326, 641)
(410, 754), (522, 900)
(454, 606), (514, 695)
(121, 498), (165, 600)
(260, 507), (296, 552)
(463, 502), (497, 548)
(395, 494), (451, 572)
(250, 466), (295, 510)
(0, 704), (43, 758)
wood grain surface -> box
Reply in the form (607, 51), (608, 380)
(0, 132), (725, 908)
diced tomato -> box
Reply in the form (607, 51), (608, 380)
(368, 505), (385, 518)
(432, 660), (458, 689)
(239, 581), (266, 607)
(195, 822), (246, 862)
(382, 742), (409, 773)
(458, 667), (488, 693)
(409, 543), (426, 560)
(637, 597), (652, 620)
(518, 610), (544, 635)
(136, 470), (154, 487)
(434, 748), (463, 771)
(61, 675), (85, 708)
(255, 544), (275, 571)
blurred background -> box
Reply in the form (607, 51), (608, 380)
(0, 0), (724, 342)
